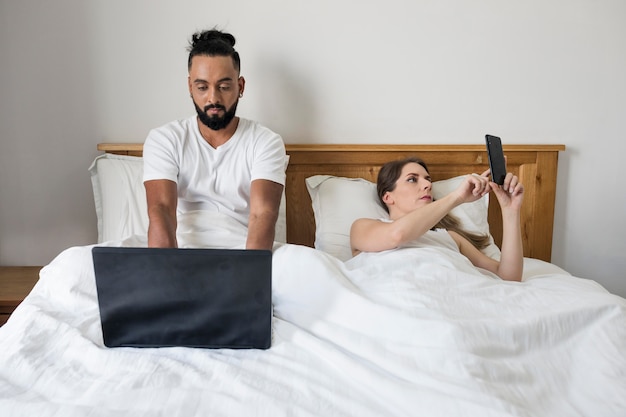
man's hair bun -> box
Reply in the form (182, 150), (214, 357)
(190, 30), (236, 48)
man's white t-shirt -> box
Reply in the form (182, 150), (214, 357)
(143, 116), (287, 227)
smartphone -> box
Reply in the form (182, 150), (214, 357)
(485, 134), (506, 185)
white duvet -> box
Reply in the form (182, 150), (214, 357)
(1, 212), (625, 417)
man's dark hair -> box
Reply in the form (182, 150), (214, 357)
(187, 29), (241, 72)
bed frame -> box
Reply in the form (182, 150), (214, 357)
(98, 143), (565, 262)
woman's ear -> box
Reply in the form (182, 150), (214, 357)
(382, 192), (394, 206)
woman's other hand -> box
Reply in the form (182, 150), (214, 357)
(491, 172), (524, 212)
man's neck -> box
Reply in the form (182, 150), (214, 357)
(197, 116), (240, 148)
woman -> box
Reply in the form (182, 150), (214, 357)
(349, 157), (524, 281)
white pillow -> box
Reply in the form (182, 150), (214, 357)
(306, 176), (388, 261)
(306, 175), (500, 261)
(89, 153), (287, 243)
(89, 154), (148, 243)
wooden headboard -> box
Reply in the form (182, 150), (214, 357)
(98, 143), (565, 262)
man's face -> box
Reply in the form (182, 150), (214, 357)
(188, 55), (244, 131)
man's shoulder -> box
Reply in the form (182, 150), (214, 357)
(237, 118), (282, 144)
(146, 116), (198, 148)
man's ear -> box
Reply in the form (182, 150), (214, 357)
(238, 76), (246, 97)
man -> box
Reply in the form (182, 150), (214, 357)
(143, 29), (287, 250)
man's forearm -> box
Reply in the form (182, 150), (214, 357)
(246, 213), (277, 250)
(147, 207), (178, 248)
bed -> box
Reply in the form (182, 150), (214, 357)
(1, 143), (625, 417)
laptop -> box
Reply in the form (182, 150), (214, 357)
(91, 247), (272, 349)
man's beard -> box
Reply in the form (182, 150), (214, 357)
(194, 99), (238, 131)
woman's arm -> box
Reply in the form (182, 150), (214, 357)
(490, 173), (524, 281)
(449, 172), (524, 281)
(350, 173), (490, 255)
(350, 195), (460, 255)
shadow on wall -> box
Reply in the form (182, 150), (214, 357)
(550, 146), (573, 269)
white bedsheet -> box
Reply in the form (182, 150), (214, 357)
(1, 218), (625, 416)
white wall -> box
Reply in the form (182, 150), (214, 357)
(1, 0), (625, 296)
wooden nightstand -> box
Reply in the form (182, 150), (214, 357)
(0, 266), (42, 326)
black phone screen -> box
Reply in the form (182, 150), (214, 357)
(485, 135), (506, 185)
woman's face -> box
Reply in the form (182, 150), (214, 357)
(383, 162), (433, 217)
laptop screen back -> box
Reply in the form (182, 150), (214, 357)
(92, 247), (272, 349)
